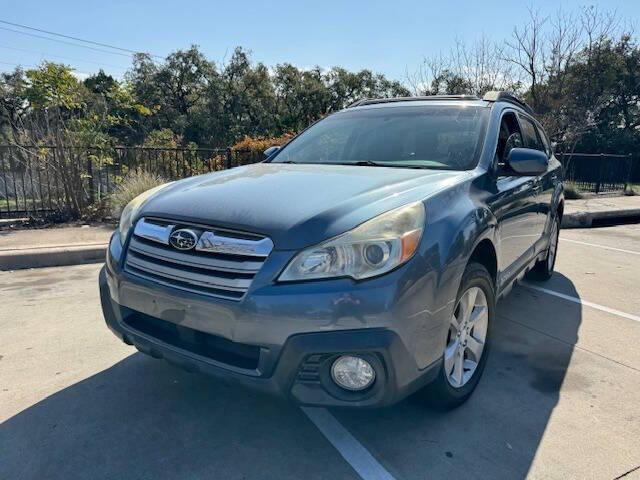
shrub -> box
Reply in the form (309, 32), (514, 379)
(110, 170), (167, 217)
(231, 132), (296, 153)
(143, 129), (182, 148)
(231, 133), (296, 165)
(564, 181), (582, 200)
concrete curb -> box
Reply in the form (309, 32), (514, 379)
(562, 208), (640, 228)
(0, 244), (107, 271)
(1, 207), (638, 270)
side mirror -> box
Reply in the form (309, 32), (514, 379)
(263, 146), (280, 159)
(506, 148), (548, 176)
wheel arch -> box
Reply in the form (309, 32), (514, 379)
(467, 238), (498, 288)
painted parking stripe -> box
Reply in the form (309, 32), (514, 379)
(560, 237), (640, 256)
(521, 282), (640, 323)
(301, 407), (396, 480)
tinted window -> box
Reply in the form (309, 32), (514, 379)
(272, 105), (490, 170)
(519, 116), (544, 152)
(496, 112), (524, 165)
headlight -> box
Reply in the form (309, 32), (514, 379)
(279, 202), (425, 281)
(118, 183), (172, 244)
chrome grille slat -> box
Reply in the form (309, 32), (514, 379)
(126, 253), (252, 291)
(125, 267), (245, 301)
(124, 218), (272, 301)
(128, 237), (263, 273)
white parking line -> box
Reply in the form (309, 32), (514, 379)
(521, 282), (640, 323)
(560, 238), (640, 255)
(301, 407), (396, 480)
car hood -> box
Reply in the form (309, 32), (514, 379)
(140, 163), (470, 250)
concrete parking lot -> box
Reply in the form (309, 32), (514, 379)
(1, 224), (639, 480)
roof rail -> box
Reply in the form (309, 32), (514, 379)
(347, 95), (480, 108)
(482, 91), (534, 115)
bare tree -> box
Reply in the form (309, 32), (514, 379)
(408, 36), (516, 96)
(504, 7), (548, 110)
(581, 5), (620, 57)
(546, 8), (581, 97)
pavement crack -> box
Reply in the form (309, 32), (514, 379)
(613, 464), (640, 479)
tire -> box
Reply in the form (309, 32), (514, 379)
(527, 215), (560, 281)
(420, 262), (495, 409)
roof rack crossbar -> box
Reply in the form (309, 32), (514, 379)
(347, 95), (480, 108)
(482, 91), (534, 115)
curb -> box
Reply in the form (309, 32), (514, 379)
(0, 244), (107, 271)
(1, 208), (638, 270)
(562, 208), (640, 229)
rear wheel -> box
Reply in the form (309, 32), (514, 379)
(420, 262), (494, 409)
(528, 215), (560, 281)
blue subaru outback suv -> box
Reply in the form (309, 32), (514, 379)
(100, 91), (563, 408)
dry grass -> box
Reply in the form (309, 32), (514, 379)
(110, 170), (167, 217)
(564, 181), (583, 200)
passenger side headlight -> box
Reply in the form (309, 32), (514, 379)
(279, 202), (425, 281)
(118, 183), (172, 244)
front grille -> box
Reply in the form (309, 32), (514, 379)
(124, 312), (260, 370)
(124, 217), (273, 301)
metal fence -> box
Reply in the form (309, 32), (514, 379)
(1, 145), (638, 220)
(557, 153), (637, 194)
(0, 145), (263, 219)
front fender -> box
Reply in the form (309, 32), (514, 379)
(422, 179), (498, 314)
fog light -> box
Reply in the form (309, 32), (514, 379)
(331, 355), (375, 391)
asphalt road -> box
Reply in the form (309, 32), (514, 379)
(1, 224), (639, 480)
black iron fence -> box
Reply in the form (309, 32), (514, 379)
(1, 145), (638, 220)
(0, 145), (263, 219)
(557, 153), (637, 193)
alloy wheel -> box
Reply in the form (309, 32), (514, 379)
(444, 286), (489, 388)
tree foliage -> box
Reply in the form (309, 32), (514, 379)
(0, 10), (638, 159)
(0, 46), (409, 149)
(408, 7), (639, 156)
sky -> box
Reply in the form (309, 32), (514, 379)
(0, 0), (638, 82)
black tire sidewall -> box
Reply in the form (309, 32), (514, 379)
(529, 215), (560, 280)
(547, 216), (560, 273)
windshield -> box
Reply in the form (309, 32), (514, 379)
(271, 105), (489, 170)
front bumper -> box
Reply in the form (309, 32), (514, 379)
(100, 265), (441, 407)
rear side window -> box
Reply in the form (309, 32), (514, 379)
(519, 116), (545, 152)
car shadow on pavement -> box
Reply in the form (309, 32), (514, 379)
(0, 353), (358, 479)
(331, 273), (583, 480)
(0, 273), (581, 480)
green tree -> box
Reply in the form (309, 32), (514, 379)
(24, 62), (84, 110)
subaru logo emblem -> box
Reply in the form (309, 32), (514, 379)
(169, 229), (199, 250)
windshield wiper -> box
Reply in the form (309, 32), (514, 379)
(331, 160), (387, 167)
(333, 161), (450, 170)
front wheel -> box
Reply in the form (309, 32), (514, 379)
(420, 262), (495, 409)
(527, 215), (560, 281)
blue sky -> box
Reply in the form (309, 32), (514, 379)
(0, 0), (638, 81)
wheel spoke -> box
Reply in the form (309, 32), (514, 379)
(453, 350), (464, 386)
(444, 340), (458, 375)
(451, 312), (462, 331)
(466, 335), (484, 361)
(462, 288), (478, 323)
(463, 359), (477, 380)
(469, 304), (487, 327)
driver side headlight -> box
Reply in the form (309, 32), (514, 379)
(279, 202), (425, 281)
(118, 182), (173, 244)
